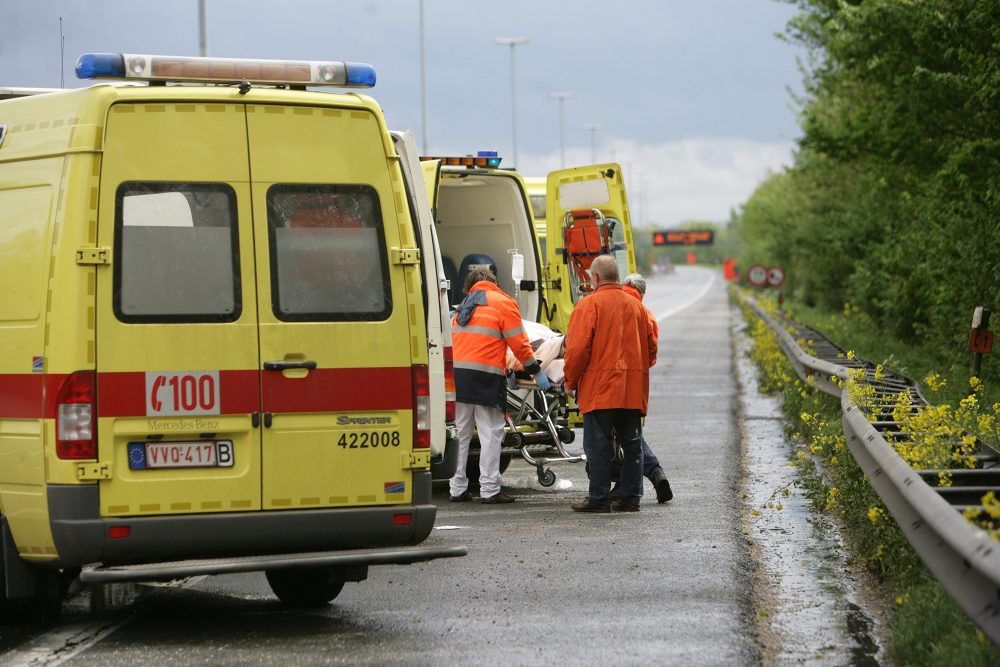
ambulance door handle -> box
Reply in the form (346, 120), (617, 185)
(264, 361), (317, 371)
(252, 412), (260, 428)
(263, 412), (273, 428)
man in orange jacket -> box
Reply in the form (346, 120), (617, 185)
(610, 273), (672, 503)
(449, 268), (551, 504)
(564, 255), (658, 512)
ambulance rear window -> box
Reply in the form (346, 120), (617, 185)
(114, 183), (240, 323)
(266, 184), (391, 321)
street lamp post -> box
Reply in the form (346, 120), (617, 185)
(548, 91), (574, 168)
(420, 0), (428, 153)
(198, 0), (208, 56)
(583, 122), (603, 164)
(495, 37), (528, 168)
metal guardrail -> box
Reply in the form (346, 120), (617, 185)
(742, 294), (1000, 643)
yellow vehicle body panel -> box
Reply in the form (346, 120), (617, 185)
(246, 103), (423, 509)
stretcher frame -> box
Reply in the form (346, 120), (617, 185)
(500, 375), (582, 486)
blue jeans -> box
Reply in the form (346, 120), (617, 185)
(610, 435), (663, 482)
(583, 409), (643, 505)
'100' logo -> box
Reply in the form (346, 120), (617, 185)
(146, 371), (221, 417)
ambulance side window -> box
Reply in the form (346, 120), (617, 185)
(266, 184), (391, 321)
(114, 183), (240, 323)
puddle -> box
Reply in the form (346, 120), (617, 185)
(736, 317), (883, 665)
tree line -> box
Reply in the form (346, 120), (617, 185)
(733, 0), (999, 370)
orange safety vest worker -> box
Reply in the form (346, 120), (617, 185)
(451, 280), (541, 407)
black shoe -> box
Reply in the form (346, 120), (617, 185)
(611, 500), (640, 512)
(571, 501), (611, 513)
(480, 491), (515, 504)
(450, 490), (472, 503)
(609, 484), (620, 500)
(653, 475), (673, 503)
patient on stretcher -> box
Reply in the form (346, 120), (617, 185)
(506, 320), (566, 384)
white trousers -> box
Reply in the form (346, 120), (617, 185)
(449, 401), (506, 499)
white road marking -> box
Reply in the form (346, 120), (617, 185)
(0, 577), (206, 667)
(654, 270), (717, 322)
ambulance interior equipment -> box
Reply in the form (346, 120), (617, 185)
(421, 153), (542, 323)
(561, 207), (616, 296)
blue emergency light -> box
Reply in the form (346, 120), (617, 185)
(476, 151), (502, 168)
(75, 52), (377, 88)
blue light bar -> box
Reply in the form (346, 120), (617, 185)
(74, 52), (377, 88)
(477, 150), (502, 167)
(345, 62), (377, 87)
(75, 53), (125, 79)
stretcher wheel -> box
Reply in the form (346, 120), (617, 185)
(537, 467), (556, 487)
(557, 427), (575, 444)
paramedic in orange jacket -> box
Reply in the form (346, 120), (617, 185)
(564, 256), (658, 512)
(449, 269), (552, 504)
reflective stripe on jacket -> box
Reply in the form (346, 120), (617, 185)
(452, 281), (540, 408)
(563, 283), (657, 415)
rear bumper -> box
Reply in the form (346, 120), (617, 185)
(48, 472), (437, 568)
(79, 544), (467, 584)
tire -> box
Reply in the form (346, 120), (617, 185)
(265, 567), (345, 606)
(466, 453), (512, 483)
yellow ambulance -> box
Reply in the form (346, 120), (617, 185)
(0, 52), (463, 615)
(421, 156), (634, 333)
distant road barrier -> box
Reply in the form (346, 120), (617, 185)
(740, 293), (1000, 644)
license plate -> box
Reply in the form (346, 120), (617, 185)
(128, 441), (234, 470)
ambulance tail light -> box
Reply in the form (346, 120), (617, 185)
(412, 364), (431, 449)
(56, 371), (97, 460)
(443, 346), (456, 422)
(75, 53), (376, 88)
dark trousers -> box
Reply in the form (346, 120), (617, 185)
(582, 409), (643, 505)
(610, 434), (663, 482)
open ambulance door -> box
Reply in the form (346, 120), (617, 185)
(544, 163), (635, 333)
(420, 159), (441, 219)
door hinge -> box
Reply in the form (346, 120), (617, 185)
(76, 246), (111, 265)
(390, 247), (421, 265)
(76, 462), (112, 480)
(401, 450), (431, 470)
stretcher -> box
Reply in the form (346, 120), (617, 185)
(501, 371), (583, 487)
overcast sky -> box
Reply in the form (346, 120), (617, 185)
(2, 0), (804, 227)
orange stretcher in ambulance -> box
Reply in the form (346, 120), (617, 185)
(0, 52), (463, 615)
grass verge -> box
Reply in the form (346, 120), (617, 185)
(736, 288), (1000, 666)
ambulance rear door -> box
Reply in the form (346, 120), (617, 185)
(544, 163), (635, 331)
(420, 159), (441, 217)
(247, 103), (423, 510)
(95, 101), (262, 518)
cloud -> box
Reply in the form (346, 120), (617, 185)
(512, 137), (793, 227)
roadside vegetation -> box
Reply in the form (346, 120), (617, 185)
(738, 292), (1000, 666)
(731, 0), (998, 394)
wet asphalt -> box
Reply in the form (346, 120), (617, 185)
(3, 267), (758, 666)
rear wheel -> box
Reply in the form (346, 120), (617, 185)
(265, 567), (345, 606)
(466, 453), (512, 486)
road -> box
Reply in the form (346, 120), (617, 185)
(1, 266), (756, 666)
